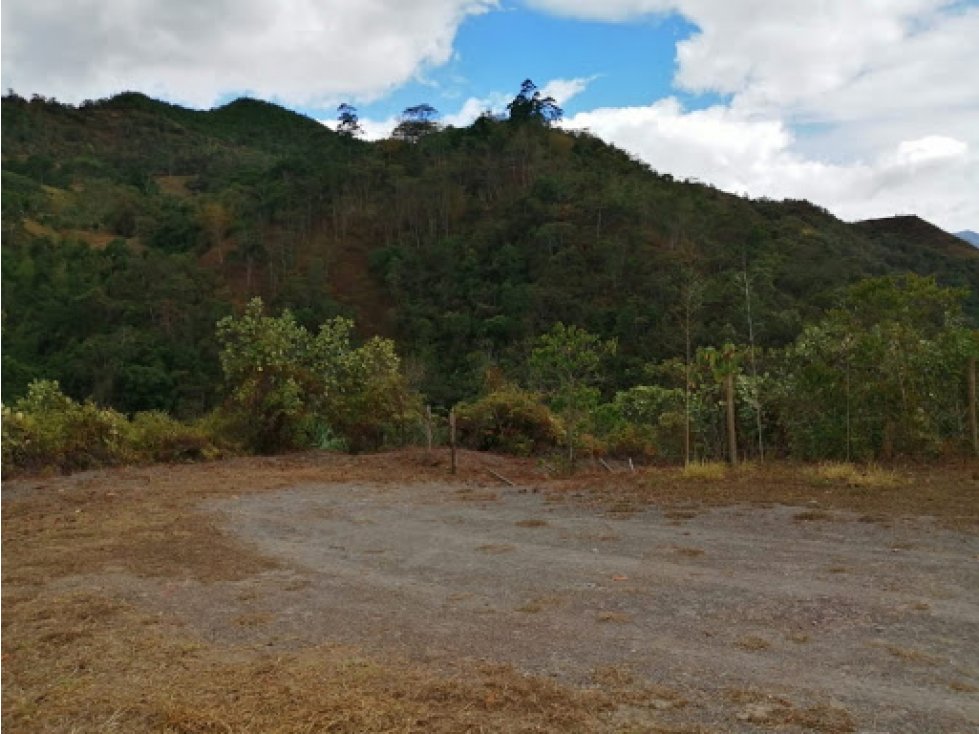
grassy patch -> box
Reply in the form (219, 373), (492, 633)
(680, 461), (728, 481)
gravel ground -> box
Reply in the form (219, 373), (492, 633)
(97, 479), (979, 733)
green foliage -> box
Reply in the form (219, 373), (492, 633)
(1, 380), (222, 473)
(530, 323), (616, 467)
(455, 385), (562, 456)
(506, 79), (563, 125)
(774, 275), (972, 459)
(3, 92), (978, 466)
(216, 298), (415, 453)
(594, 385), (686, 461)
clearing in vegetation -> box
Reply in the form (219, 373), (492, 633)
(3, 450), (978, 732)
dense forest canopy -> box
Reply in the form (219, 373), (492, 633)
(2, 86), (978, 464)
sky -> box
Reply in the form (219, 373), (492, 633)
(2, 0), (977, 232)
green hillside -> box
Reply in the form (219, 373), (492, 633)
(3, 90), (978, 412)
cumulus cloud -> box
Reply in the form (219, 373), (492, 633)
(530, 0), (979, 229)
(441, 91), (512, 127)
(540, 76), (595, 105)
(1, 0), (496, 108)
(563, 100), (976, 229)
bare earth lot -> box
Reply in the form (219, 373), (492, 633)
(3, 451), (978, 732)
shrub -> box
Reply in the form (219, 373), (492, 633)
(2, 379), (224, 474)
(603, 422), (657, 460)
(129, 411), (222, 463)
(455, 385), (562, 455)
(2, 379), (131, 472)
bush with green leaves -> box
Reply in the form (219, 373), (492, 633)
(215, 298), (417, 453)
(1, 379), (224, 473)
(591, 385), (685, 461)
(455, 385), (562, 456)
(2, 379), (131, 472)
(128, 410), (223, 463)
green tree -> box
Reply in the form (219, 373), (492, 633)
(216, 298), (414, 453)
(506, 79), (562, 125)
(336, 103), (363, 137)
(392, 104), (440, 143)
(529, 323), (615, 470)
(775, 275), (971, 459)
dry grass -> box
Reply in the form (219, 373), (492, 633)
(870, 641), (944, 666)
(565, 458), (977, 530)
(948, 680), (979, 693)
(515, 518), (548, 528)
(735, 635), (771, 652)
(725, 688), (854, 733)
(808, 462), (903, 488)
(680, 461), (728, 481)
(2, 589), (618, 734)
(673, 546), (706, 557)
(516, 595), (563, 613)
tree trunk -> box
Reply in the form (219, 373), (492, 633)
(725, 373), (738, 467)
(743, 268), (764, 461)
(425, 405), (433, 454)
(449, 408), (457, 475)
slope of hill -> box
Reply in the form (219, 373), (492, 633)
(3, 91), (977, 410)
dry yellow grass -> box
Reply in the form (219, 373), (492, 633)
(680, 461), (728, 481)
(808, 462), (903, 488)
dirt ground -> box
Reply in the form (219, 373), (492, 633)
(3, 450), (978, 733)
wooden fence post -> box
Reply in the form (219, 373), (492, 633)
(449, 408), (457, 475)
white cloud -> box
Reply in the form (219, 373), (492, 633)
(318, 115), (400, 142)
(1, 0), (496, 108)
(441, 91), (512, 126)
(527, 0), (671, 22)
(540, 76), (595, 105)
(564, 100), (977, 230)
(528, 0), (979, 230)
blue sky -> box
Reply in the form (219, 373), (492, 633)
(314, 5), (709, 123)
(2, 0), (977, 230)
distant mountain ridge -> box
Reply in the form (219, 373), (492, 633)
(955, 230), (979, 247)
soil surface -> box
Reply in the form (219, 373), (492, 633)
(3, 451), (978, 733)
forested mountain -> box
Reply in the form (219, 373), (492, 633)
(4, 90), (978, 413)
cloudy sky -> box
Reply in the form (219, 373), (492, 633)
(3, 0), (976, 231)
